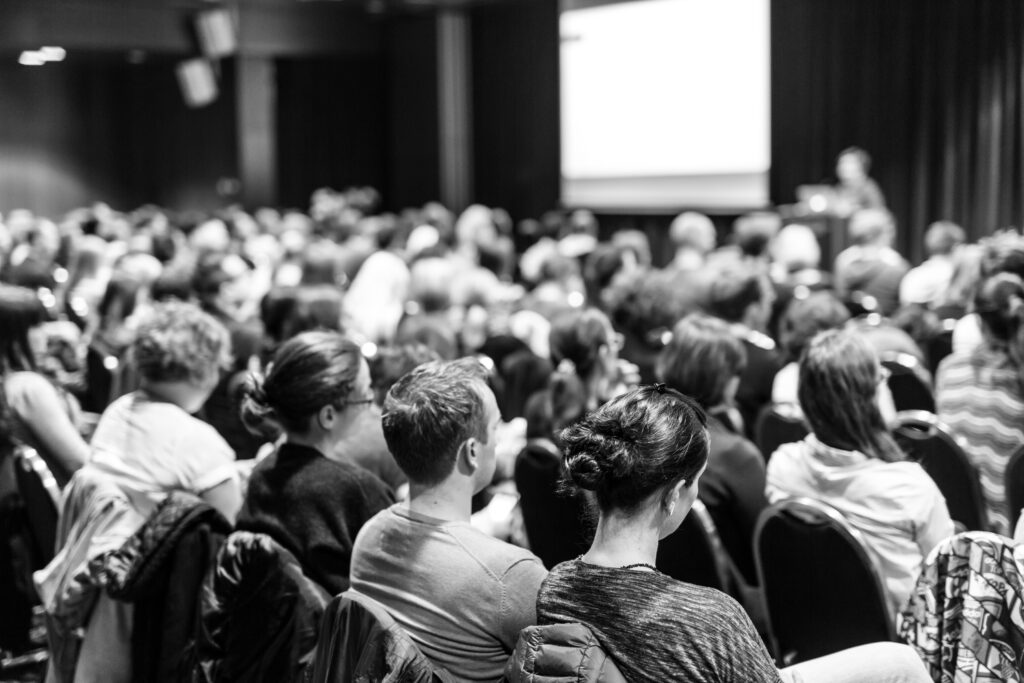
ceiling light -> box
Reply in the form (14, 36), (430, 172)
(18, 51), (45, 66)
(40, 46), (66, 62)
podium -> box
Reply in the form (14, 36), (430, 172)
(778, 204), (849, 272)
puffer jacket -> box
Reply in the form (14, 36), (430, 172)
(305, 590), (455, 683)
(504, 623), (626, 683)
(94, 491), (232, 683)
(188, 531), (331, 683)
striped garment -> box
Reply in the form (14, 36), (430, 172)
(936, 346), (1024, 535)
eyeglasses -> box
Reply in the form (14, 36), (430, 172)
(338, 396), (375, 409)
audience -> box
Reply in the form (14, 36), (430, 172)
(657, 314), (767, 586)
(4, 184), (1014, 681)
(936, 272), (1024, 534)
(236, 331), (395, 594)
(767, 329), (954, 613)
(350, 358), (547, 681)
(88, 300), (241, 522)
(834, 208), (909, 315)
(532, 384), (928, 683)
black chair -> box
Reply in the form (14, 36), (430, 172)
(754, 404), (809, 464)
(754, 498), (895, 665)
(657, 500), (733, 593)
(892, 411), (986, 531)
(12, 445), (60, 568)
(1006, 445), (1024, 532)
(880, 352), (935, 413)
(924, 320), (956, 378)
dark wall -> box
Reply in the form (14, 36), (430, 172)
(0, 57), (236, 216)
(471, 0), (560, 222)
(276, 57), (388, 209)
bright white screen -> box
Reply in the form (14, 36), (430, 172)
(560, 0), (770, 209)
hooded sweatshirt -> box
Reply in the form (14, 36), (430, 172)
(766, 434), (953, 614)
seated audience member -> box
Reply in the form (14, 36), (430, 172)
(767, 329), (954, 613)
(833, 208), (910, 316)
(952, 231), (1024, 354)
(343, 250), (410, 345)
(0, 284), (88, 485)
(772, 291), (851, 417)
(732, 211), (782, 262)
(237, 331), (395, 594)
(532, 384), (928, 683)
(350, 358), (547, 682)
(657, 314), (767, 585)
(1, 214), (61, 290)
(833, 146), (886, 215)
(936, 272), (1024, 535)
(88, 301), (241, 522)
(704, 262), (783, 436)
(668, 211), (716, 271)
(899, 221), (965, 307)
(767, 223), (832, 338)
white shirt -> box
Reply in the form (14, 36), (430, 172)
(766, 435), (954, 614)
(89, 391), (237, 518)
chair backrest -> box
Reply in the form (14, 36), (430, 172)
(1006, 445), (1024, 532)
(892, 410), (986, 531)
(880, 353), (935, 413)
(925, 322), (955, 378)
(12, 445), (60, 568)
(754, 497), (895, 665)
(656, 500), (733, 594)
(754, 404), (809, 464)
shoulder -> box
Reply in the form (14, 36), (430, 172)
(450, 523), (545, 578)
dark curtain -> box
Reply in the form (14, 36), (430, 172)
(772, 0), (1024, 263)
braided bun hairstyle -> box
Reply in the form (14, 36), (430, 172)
(975, 272), (1024, 390)
(559, 384), (708, 512)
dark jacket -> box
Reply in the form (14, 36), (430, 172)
(188, 531), (331, 683)
(96, 491), (232, 683)
(504, 623), (627, 683)
(305, 591), (455, 683)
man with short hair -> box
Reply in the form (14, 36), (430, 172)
(833, 208), (909, 315)
(350, 358), (547, 682)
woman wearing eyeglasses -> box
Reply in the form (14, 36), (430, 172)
(237, 330), (395, 594)
(766, 328), (954, 614)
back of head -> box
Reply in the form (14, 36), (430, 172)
(409, 257), (456, 313)
(779, 291), (850, 361)
(704, 262), (770, 325)
(0, 284), (48, 371)
(848, 208), (895, 247)
(560, 385), (709, 513)
(924, 221), (965, 257)
(657, 314), (746, 409)
(771, 223), (821, 272)
(974, 272), (1024, 388)
(669, 212), (715, 254)
(130, 300), (231, 386)
(733, 211), (781, 259)
(980, 230), (1024, 280)
(382, 357), (490, 486)
(548, 307), (613, 379)
(368, 343), (442, 407)
(798, 329), (902, 461)
(241, 330), (363, 437)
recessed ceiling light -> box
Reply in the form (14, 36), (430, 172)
(40, 46), (66, 62)
(18, 51), (45, 66)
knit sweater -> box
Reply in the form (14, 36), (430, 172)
(537, 559), (781, 683)
(236, 442), (394, 594)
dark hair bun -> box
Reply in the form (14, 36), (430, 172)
(564, 452), (603, 490)
(240, 372), (282, 440)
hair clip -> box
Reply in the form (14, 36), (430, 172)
(654, 383), (667, 394)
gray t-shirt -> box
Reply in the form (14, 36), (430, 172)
(538, 559), (782, 683)
(350, 503), (548, 682)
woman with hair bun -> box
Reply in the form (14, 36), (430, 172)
(527, 385), (930, 683)
(236, 330), (394, 594)
(937, 272), (1024, 534)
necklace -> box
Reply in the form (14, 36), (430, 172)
(618, 562), (660, 572)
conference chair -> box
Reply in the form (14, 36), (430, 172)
(880, 352), (935, 413)
(892, 411), (986, 531)
(924, 320), (956, 378)
(657, 500), (733, 594)
(755, 498), (895, 665)
(754, 404), (809, 464)
(12, 445), (60, 569)
(1006, 445), (1024, 533)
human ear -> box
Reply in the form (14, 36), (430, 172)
(459, 438), (479, 473)
(317, 404), (336, 431)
